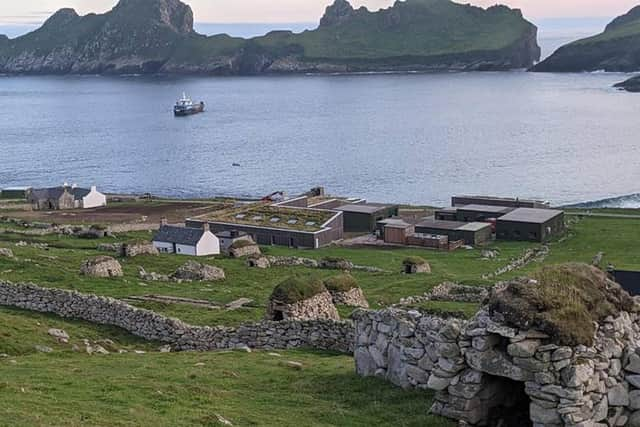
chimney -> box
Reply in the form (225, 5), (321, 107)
(160, 217), (168, 227)
(202, 222), (210, 232)
(91, 185), (96, 192)
(72, 183), (77, 189)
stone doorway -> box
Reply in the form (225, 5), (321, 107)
(484, 376), (531, 427)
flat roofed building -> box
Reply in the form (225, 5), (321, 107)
(455, 204), (513, 222)
(415, 219), (492, 246)
(336, 203), (399, 233)
(186, 205), (343, 249)
(496, 208), (564, 242)
(452, 195), (549, 209)
(434, 206), (458, 221)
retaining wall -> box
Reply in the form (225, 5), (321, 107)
(0, 281), (354, 353)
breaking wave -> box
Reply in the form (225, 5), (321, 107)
(565, 193), (640, 209)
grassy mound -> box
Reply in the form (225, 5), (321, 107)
(403, 256), (428, 266)
(488, 263), (636, 346)
(270, 276), (327, 304)
(324, 274), (359, 292)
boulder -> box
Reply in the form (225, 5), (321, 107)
(48, 328), (69, 343)
(171, 261), (225, 281)
(80, 256), (123, 278)
(0, 247), (15, 258)
(121, 242), (158, 257)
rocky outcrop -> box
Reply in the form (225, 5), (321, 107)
(0, 0), (540, 75)
(0, 248), (15, 259)
(615, 75), (640, 93)
(80, 256), (123, 278)
(533, 6), (640, 72)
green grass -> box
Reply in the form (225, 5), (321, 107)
(0, 349), (450, 427)
(0, 307), (156, 356)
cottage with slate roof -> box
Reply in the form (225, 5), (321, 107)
(152, 219), (220, 256)
(29, 185), (106, 210)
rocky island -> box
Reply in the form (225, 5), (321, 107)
(532, 5), (640, 73)
(0, 0), (541, 75)
(615, 75), (640, 92)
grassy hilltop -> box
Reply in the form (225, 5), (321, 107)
(533, 5), (640, 72)
(0, 0), (540, 74)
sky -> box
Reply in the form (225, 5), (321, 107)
(0, 0), (639, 25)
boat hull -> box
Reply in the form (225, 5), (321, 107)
(174, 103), (205, 116)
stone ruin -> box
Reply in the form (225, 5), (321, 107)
(354, 264), (640, 427)
(266, 276), (339, 321)
(120, 241), (158, 258)
(323, 274), (369, 308)
(80, 256), (123, 278)
(170, 261), (225, 282)
(318, 257), (354, 271)
(229, 240), (261, 258)
(402, 256), (431, 274)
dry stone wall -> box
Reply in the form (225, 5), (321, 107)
(354, 308), (640, 426)
(0, 281), (354, 353)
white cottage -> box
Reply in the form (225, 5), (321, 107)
(152, 222), (220, 256)
(73, 186), (107, 209)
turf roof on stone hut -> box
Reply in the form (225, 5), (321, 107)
(324, 274), (359, 292)
(488, 263), (637, 347)
(270, 276), (328, 304)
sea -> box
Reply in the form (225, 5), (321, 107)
(0, 18), (639, 208)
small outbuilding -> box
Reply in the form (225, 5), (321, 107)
(152, 221), (220, 256)
(402, 256), (431, 274)
(266, 276), (339, 321)
(337, 203), (399, 233)
(415, 219), (492, 246)
(496, 208), (564, 242)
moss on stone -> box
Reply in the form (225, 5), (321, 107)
(270, 276), (327, 304)
(488, 263), (636, 347)
(324, 274), (359, 292)
(230, 239), (255, 249)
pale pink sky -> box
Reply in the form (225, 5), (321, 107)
(0, 0), (638, 24)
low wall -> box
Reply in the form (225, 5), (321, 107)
(0, 281), (354, 353)
(352, 309), (460, 389)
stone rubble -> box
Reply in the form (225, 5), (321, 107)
(266, 291), (340, 321)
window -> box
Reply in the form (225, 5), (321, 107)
(252, 215), (263, 221)
(305, 221), (316, 226)
(287, 219), (298, 225)
(270, 217), (281, 223)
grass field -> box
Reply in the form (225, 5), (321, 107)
(0, 308), (450, 427)
(1, 210), (640, 426)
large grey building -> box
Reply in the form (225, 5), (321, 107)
(495, 208), (565, 242)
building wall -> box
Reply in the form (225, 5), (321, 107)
(153, 241), (175, 254)
(496, 213), (564, 242)
(452, 196), (546, 209)
(187, 214), (343, 249)
(219, 235), (252, 252)
(456, 209), (506, 222)
(414, 226), (474, 245)
(81, 189), (107, 209)
(460, 227), (492, 246)
(195, 232), (220, 256)
(342, 207), (397, 233)
(384, 226), (414, 244)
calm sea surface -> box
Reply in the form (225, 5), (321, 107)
(1, 71), (639, 207)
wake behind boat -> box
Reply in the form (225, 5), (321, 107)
(174, 93), (204, 116)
